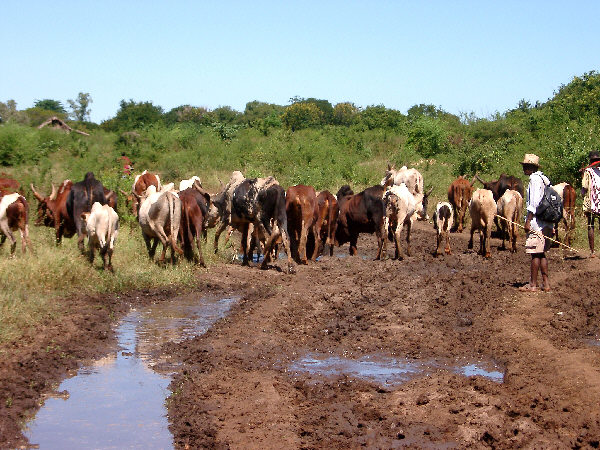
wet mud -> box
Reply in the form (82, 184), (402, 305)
(1, 221), (600, 448)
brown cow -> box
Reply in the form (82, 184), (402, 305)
(496, 189), (523, 252)
(311, 190), (338, 258)
(468, 189), (496, 258)
(447, 175), (476, 232)
(286, 185), (318, 264)
(0, 193), (32, 256)
(0, 176), (20, 194)
(103, 187), (118, 210)
(127, 170), (161, 216)
(552, 182), (577, 248)
(178, 183), (211, 266)
(336, 185), (386, 259)
(31, 180), (76, 244)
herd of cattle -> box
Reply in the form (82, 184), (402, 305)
(0, 165), (578, 273)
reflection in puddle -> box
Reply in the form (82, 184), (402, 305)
(458, 364), (504, 383)
(587, 338), (600, 347)
(290, 354), (504, 386)
(25, 296), (238, 449)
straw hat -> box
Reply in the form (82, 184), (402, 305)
(520, 153), (540, 167)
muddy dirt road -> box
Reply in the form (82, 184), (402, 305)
(2, 221), (599, 448)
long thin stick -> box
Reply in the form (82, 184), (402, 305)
(494, 214), (579, 253)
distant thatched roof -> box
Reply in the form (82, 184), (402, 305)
(37, 116), (89, 136)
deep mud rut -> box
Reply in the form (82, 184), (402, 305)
(2, 221), (600, 448)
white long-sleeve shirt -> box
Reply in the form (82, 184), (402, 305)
(526, 171), (552, 231)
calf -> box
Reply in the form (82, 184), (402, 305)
(230, 177), (294, 273)
(336, 185), (385, 259)
(81, 202), (119, 271)
(179, 185), (211, 266)
(496, 189), (523, 252)
(137, 185), (183, 264)
(468, 189), (496, 258)
(552, 182), (577, 247)
(286, 184), (318, 264)
(447, 176), (475, 232)
(433, 202), (453, 256)
(0, 193), (31, 256)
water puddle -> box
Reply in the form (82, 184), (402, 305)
(289, 353), (504, 386)
(25, 295), (238, 449)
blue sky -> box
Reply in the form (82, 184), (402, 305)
(2, 1), (598, 123)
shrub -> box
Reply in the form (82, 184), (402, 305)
(407, 116), (448, 157)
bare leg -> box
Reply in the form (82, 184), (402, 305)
(540, 255), (550, 291)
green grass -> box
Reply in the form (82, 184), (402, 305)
(0, 224), (235, 344)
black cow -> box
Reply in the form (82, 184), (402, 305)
(335, 184), (385, 259)
(475, 174), (524, 201)
(66, 172), (107, 252)
(226, 177), (294, 273)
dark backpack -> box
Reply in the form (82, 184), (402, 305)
(536, 177), (563, 223)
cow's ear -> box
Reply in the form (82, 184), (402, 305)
(203, 192), (211, 205)
(81, 212), (89, 221)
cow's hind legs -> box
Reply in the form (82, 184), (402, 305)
(0, 223), (17, 256)
(240, 224), (250, 266)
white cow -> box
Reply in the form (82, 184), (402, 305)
(137, 185), (183, 264)
(179, 176), (202, 191)
(382, 183), (427, 260)
(496, 189), (523, 253)
(433, 202), (454, 256)
(81, 202), (119, 271)
(381, 164), (431, 220)
(468, 189), (496, 258)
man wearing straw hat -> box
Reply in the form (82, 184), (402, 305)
(582, 150), (600, 257)
(520, 153), (553, 292)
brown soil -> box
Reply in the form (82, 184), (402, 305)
(2, 221), (600, 448)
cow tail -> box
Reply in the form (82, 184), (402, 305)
(169, 194), (184, 255)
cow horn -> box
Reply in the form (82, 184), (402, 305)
(387, 163), (394, 171)
(30, 183), (45, 201)
(218, 178), (225, 190)
(425, 186), (434, 197)
(474, 174), (485, 185)
(49, 183), (58, 201)
(119, 189), (129, 196)
(470, 174), (478, 186)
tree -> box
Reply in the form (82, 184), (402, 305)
(289, 97), (333, 125)
(0, 100), (29, 125)
(281, 102), (323, 131)
(205, 105), (242, 124)
(332, 102), (359, 126)
(34, 99), (66, 113)
(101, 99), (164, 131)
(164, 105), (209, 125)
(67, 92), (93, 122)
(243, 101), (285, 125)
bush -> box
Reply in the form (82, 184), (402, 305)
(407, 117), (448, 157)
(281, 103), (323, 131)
